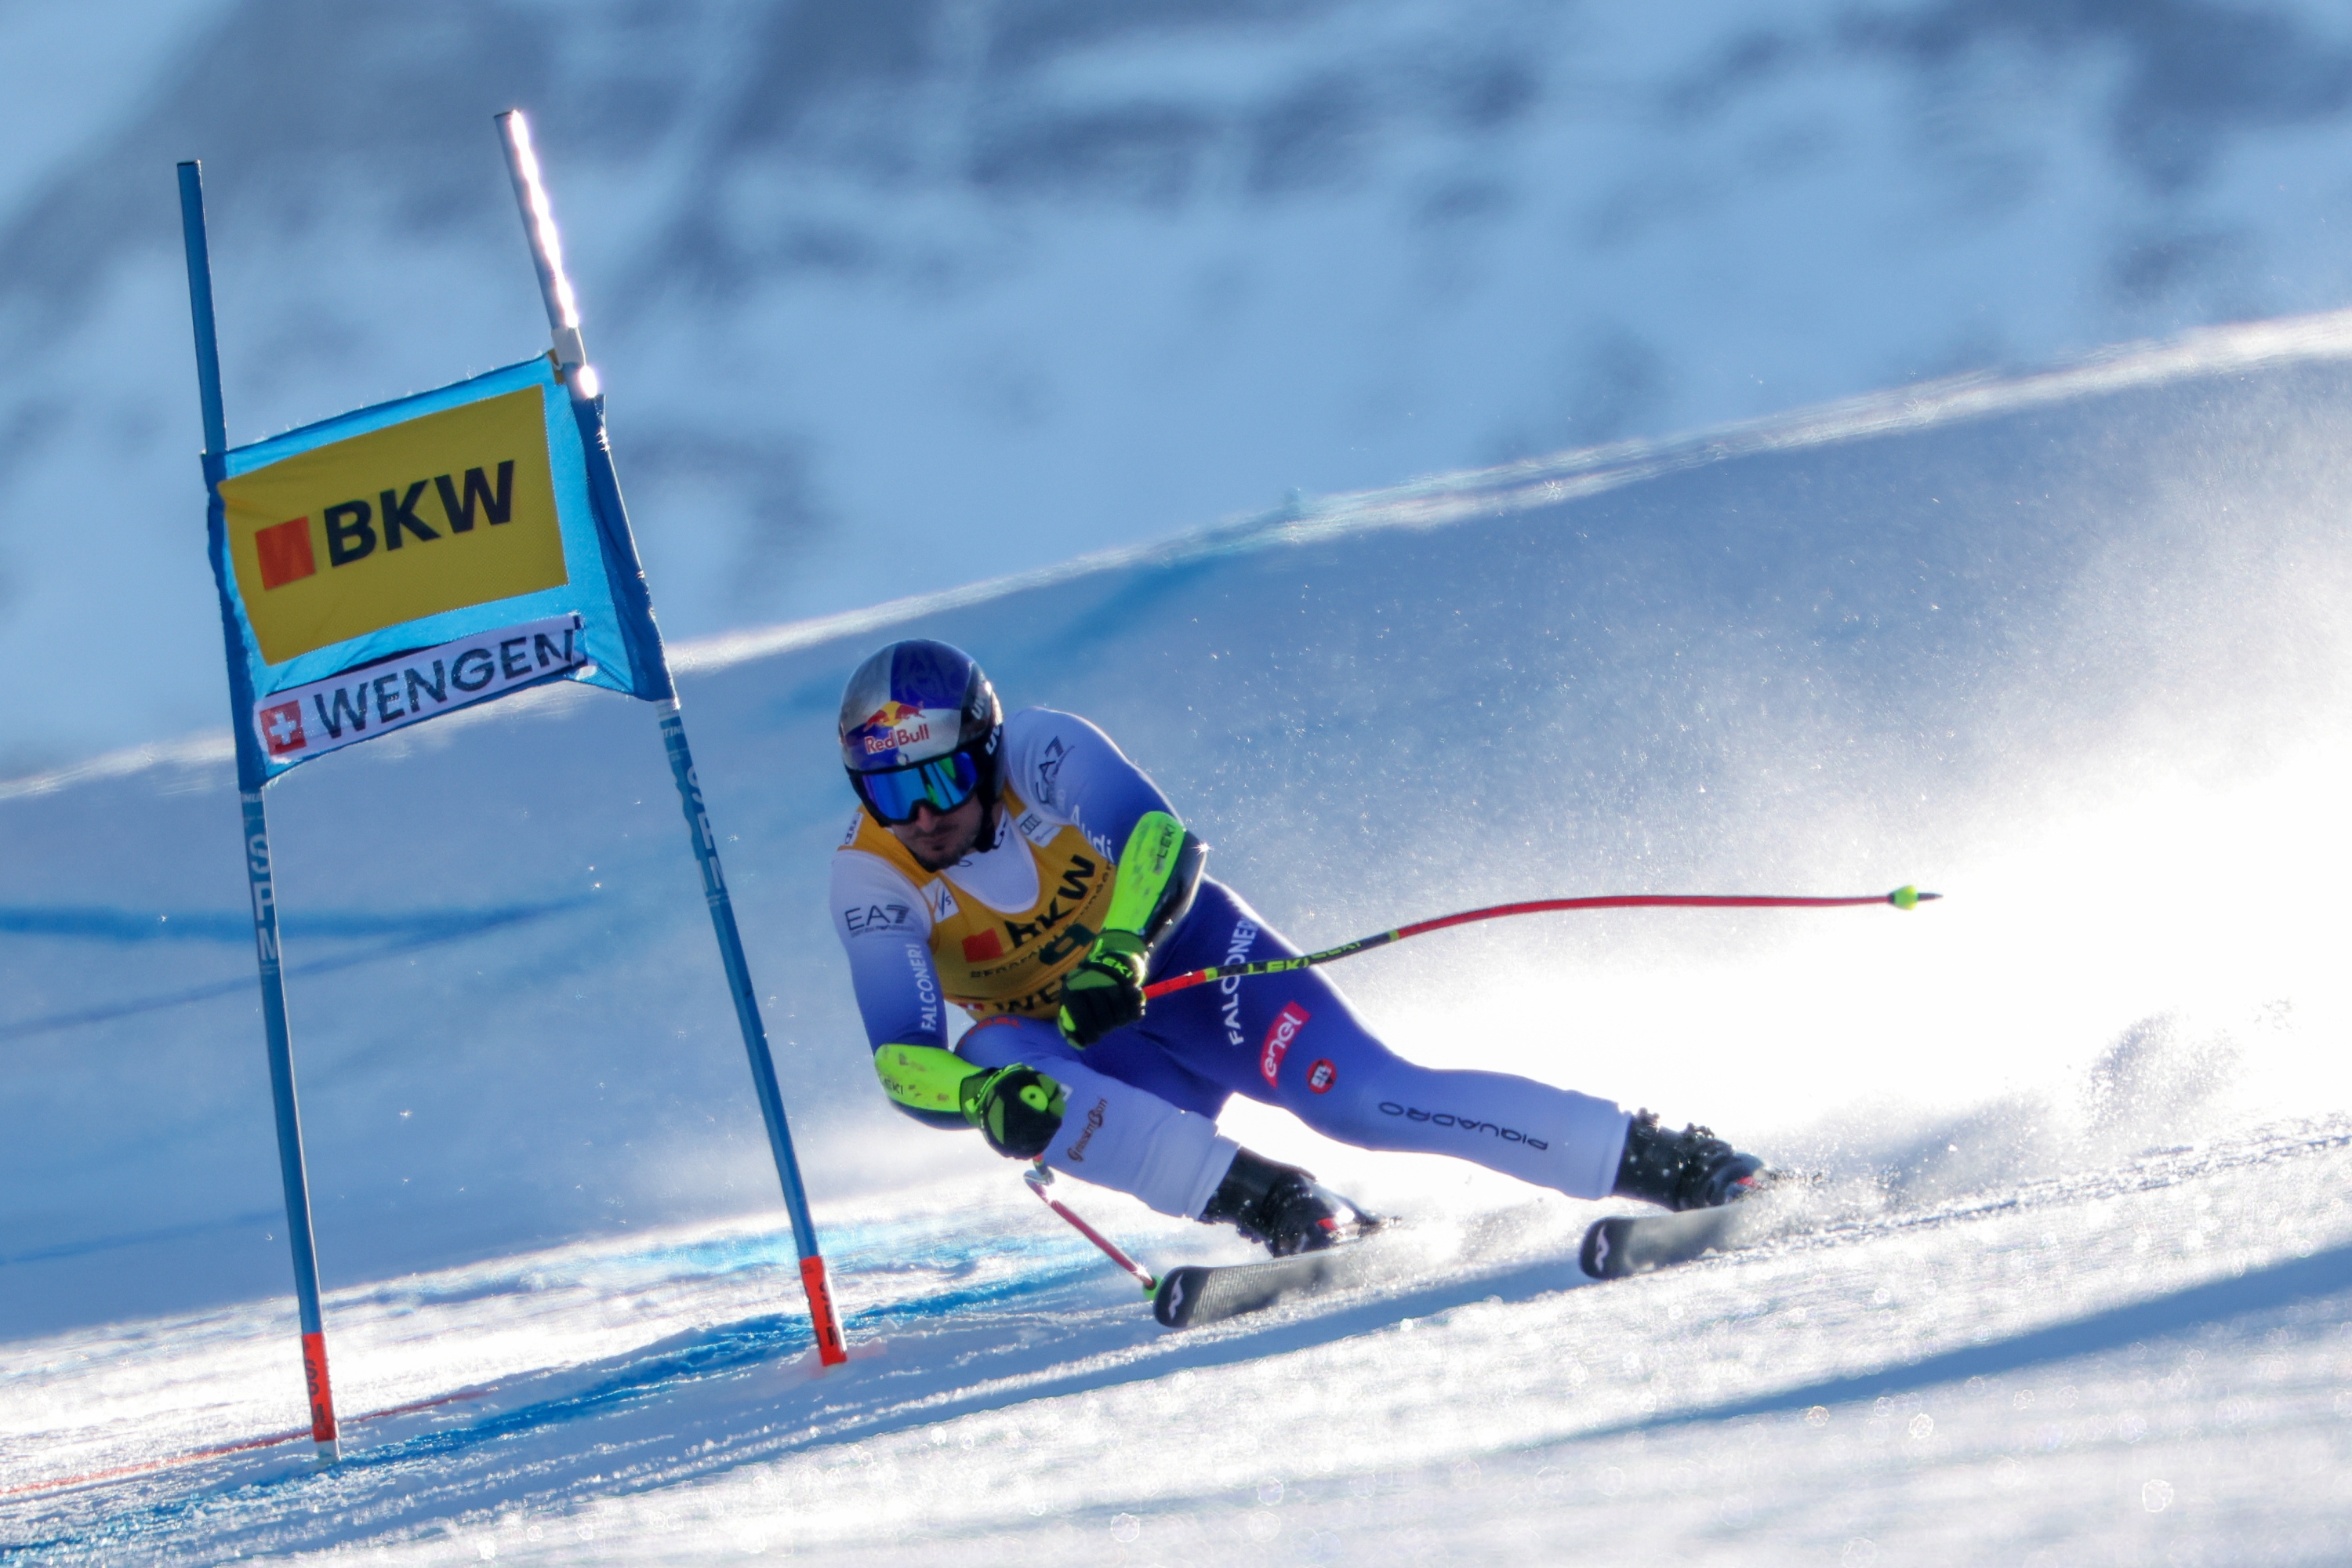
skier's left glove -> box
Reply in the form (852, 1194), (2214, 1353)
(961, 1064), (1069, 1160)
(1056, 811), (1204, 1047)
(1057, 929), (1149, 1047)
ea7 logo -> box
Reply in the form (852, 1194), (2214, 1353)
(844, 903), (911, 935)
(1260, 1002), (1311, 1088)
(1033, 737), (1069, 804)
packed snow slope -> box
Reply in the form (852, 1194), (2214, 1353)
(13, 0), (2352, 765)
(5, 314), (2352, 1561)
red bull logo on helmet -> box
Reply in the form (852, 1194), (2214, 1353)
(852, 700), (959, 764)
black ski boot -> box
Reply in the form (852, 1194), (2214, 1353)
(1611, 1111), (1766, 1212)
(1200, 1148), (1358, 1257)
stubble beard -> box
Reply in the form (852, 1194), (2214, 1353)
(907, 838), (966, 873)
(899, 808), (985, 873)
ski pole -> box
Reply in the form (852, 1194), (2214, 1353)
(1143, 885), (1939, 1000)
(1025, 1166), (1157, 1294)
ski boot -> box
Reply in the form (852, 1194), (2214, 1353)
(1611, 1111), (1766, 1212)
(1199, 1149), (1363, 1257)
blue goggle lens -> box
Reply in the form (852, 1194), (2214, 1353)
(854, 750), (982, 824)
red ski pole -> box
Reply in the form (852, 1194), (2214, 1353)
(1025, 1166), (1157, 1294)
(1143, 885), (1938, 1000)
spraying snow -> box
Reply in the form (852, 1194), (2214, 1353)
(5, 314), (2352, 1559)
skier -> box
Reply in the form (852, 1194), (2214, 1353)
(830, 639), (1764, 1256)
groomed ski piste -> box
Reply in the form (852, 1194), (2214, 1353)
(8, 315), (2352, 1561)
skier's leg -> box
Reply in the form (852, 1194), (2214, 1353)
(1140, 881), (1633, 1200)
(1269, 1019), (1632, 1200)
(960, 1015), (1368, 1252)
(953, 1015), (1236, 1219)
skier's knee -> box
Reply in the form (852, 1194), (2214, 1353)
(1284, 1083), (1388, 1149)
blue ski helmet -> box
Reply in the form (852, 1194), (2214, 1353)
(838, 640), (1003, 829)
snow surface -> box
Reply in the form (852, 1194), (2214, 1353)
(5, 311), (2352, 1559)
(14, 0), (2352, 765)
(13, 1126), (2352, 1563)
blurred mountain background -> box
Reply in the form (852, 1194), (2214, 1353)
(6, 0), (2352, 771)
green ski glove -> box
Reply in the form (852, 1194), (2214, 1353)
(961, 1064), (1069, 1160)
(1057, 928), (1150, 1047)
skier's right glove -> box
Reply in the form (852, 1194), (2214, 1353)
(961, 1064), (1068, 1160)
(1056, 929), (1149, 1046)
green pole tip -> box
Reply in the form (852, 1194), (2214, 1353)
(1889, 885), (1918, 909)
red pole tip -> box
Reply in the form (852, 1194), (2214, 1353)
(299, 1331), (339, 1444)
(799, 1256), (849, 1367)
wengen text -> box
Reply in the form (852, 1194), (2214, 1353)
(253, 612), (585, 767)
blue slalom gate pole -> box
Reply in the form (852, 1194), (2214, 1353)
(177, 160), (342, 1461)
(495, 111), (847, 1365)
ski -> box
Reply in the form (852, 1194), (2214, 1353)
(1152, 1243), (1386, 1328)
(1579, 1200), (1777, 1279)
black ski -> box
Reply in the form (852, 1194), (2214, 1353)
(1152, 1243), (1385, 1328)
(1580, 1200), (1775, 1279)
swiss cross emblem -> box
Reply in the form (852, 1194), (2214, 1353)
(260, 700), (307, 756)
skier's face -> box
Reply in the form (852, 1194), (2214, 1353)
(889, 792), (985, 871)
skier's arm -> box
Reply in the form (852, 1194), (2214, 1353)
(873, 1043), (1067, 1156)
(833, 848), (967, 1129)
(1001, 711), (1203, 899)
(1058, 811), (1206, 1044)
(832, 847), (1115, 1152)
(1102, 809), (1207, 948)
(1000, 712), (1208, 1045)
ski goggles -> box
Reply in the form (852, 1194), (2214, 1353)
(850, 748), (984, 825)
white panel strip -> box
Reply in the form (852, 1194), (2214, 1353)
(252, 613), (584, 766)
